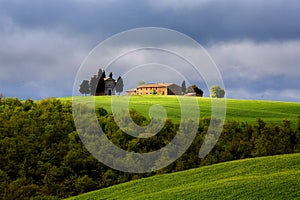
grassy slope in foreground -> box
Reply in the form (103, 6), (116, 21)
(68, 153), (300, 200)
(64, 96), (300, 124)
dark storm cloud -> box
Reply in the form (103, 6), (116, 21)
(1, 0), (300, 44)
(0, 0), (152, 40)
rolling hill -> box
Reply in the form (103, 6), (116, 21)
(63, 96), (300, 124)
(67, 153), (300, 200)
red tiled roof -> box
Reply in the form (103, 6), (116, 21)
(137, 83), (174, 88)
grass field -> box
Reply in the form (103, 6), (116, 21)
(67, 153), (300, 199)
(64, 96), (300, 124)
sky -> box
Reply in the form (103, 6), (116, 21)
(1, 0), (300, 101)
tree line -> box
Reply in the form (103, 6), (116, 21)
(0, 98), (299, 199)
(79, 69), (124, 96)
(79, 70), (224, 97)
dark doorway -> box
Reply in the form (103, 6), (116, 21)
(108, 89), (112, 95)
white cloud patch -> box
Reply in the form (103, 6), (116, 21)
(279, 89), (300, 100)
(206, 40), (300, 100)
(208, 40), (300, 80)
(226, 88), (300, 102)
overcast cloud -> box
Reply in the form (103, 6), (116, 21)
(0, 0), (300, 101)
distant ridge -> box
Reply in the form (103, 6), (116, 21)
(61, 96), (300, 124)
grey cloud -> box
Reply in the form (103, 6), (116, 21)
(0, 30), (89, 99)
(1, 0), (300, 44)
(209, 40), (300, 79)
(207, 40), (300, 101)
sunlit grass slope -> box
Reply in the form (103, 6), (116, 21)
(67, 153), (300, 200)
(63, 96), (300, 124)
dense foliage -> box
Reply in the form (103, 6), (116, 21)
(210, 85), (225, 98)
(186, 84), (204, 96)
(79, 80), (90, 96)
(115, 76), (124, 95)
(0, 98), (299, 199)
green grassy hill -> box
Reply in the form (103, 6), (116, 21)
(63, 96), (300, 124)
(67, 153), (300, 200)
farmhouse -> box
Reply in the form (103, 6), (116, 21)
(126, 83), (182, 95)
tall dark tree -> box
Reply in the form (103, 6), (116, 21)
(181, 80), (186, 95)
(115, 76), (124, 95)
(90, 68), (104, 95)
(79, 80), (90, 96)
(109, 72), (113, 79)
(96, 71), (106, 95)
(98, 68), (103, 77)
(90, 75), (99, 95)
